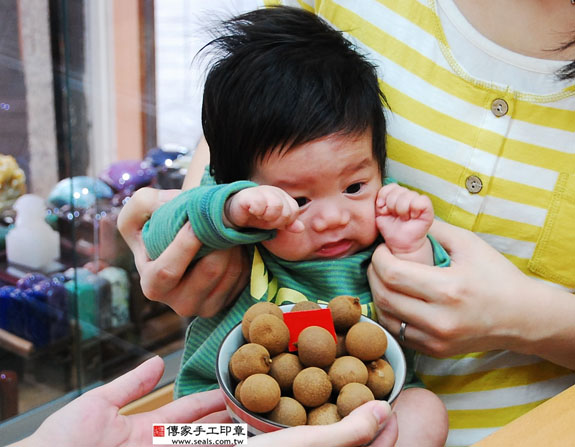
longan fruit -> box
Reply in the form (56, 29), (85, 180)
(269, 352), (303, 393)
(292, 367), (332, 408)
(229, 343), (272, 381)
(234, 380), (243, 403)
(328, 356), (369, 392)
(248, 313), (290, 356)
(266, 397), (307, 426)
(336, 382), (375, 417)
(345, 322), (387, 361)
(307, 403), (341, 425)
(335, 333), (347, 357)
(297, 326), (336, 368)
(291, 301), (321, 312)
(240, 374), (281, 413)
(328, 295), (362, 332)
(242, 302), (284, 341)
(366, 358), (395, 399)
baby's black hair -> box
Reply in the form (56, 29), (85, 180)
(201, 6), (388, 184)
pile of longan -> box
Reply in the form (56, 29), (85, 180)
(228, 297), (395, 426)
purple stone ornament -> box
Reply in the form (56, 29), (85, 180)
(99, 160), (156, 194)
(17, 273), (49, 291)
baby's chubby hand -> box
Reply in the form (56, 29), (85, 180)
(224, 185), (305, 232)
(375, 183), (434, 254)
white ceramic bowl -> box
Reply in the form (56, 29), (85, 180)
(216, 304), (406, 435)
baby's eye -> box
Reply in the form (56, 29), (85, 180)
(345, 183), (363, 194)
(294, 197), (309, 207)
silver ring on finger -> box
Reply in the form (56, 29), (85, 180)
(399, 321), (407, 342)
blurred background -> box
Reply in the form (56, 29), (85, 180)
(0, 0), (257, 442)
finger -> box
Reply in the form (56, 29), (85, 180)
(261, 202), (284, 222)
(246, 195), (269, 217)
(375, 308), (430, 351)
(376, 187), (386, 208)
(198, 246), (250, 316)
(273, 193), (300, 229)
(370, 269), (423, 330)
(286, 194), (301, 217)
(141, 389), (228, 424)
(194, 410), (233, 424)
(395, 191), (414, 218)
(252, 189), (285, 220)
(160, 246), (247, 317)
(428, 220), (465, 253)
(368, 259), (435, 317)
(410, 194), (432, 218)
(117, 188), (152, 249)
(376, 183), (399, 207)
(381, 187), (399, 213)
(370, 243), (450, 301)
(280, 200), (303, 231)
(249, 400), (394, 447)
(370, 412), (398, 447)
(414, 203), (434, 224)
(92, 356), (164, 409)
(118, 188), (180, 249)
(162, 249), (237, 316)
(285, 219), (305, 233)
(139, 223), (202, 300)
(224, 247), (251, 307)
(118, 188), (184, 273)
(368, 252), (447, 344)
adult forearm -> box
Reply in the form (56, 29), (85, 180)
(511, 279), (575, 370)
(183, 136), (210, 189)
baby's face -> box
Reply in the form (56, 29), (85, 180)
(251, 131), (381, 261)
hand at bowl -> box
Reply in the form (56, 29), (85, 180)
(249, 399), (398, 447)
(217, 303), (406, 434)
(11, 356), (397, 447)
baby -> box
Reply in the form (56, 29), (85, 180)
(143, 6), (448, 446)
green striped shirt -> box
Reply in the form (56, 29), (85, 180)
(142, 181), (449, 396)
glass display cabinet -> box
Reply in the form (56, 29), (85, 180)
(0, 1), (196, 442)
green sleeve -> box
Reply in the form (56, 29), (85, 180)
(200, 165), (216, 186)
(142, 181), (276, 260)
(428, 233), (450, 267)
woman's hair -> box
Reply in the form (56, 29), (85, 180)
(200, 6), (388, 184)
(556, 36), (575, 80)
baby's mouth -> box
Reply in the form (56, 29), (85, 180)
(316, 239), (353, 258)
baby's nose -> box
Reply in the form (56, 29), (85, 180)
(311, 202), (350, 232)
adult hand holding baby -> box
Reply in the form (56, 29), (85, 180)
(118, 186), (249, 318)
(368, 220), (575, 370)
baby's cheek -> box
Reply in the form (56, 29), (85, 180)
(363, 220), (380, 246)
(261, 230), (309, 261)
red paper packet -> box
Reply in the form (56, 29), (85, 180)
(283, 308), (337, 351)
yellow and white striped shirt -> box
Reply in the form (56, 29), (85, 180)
(265, 0), (575, 444)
